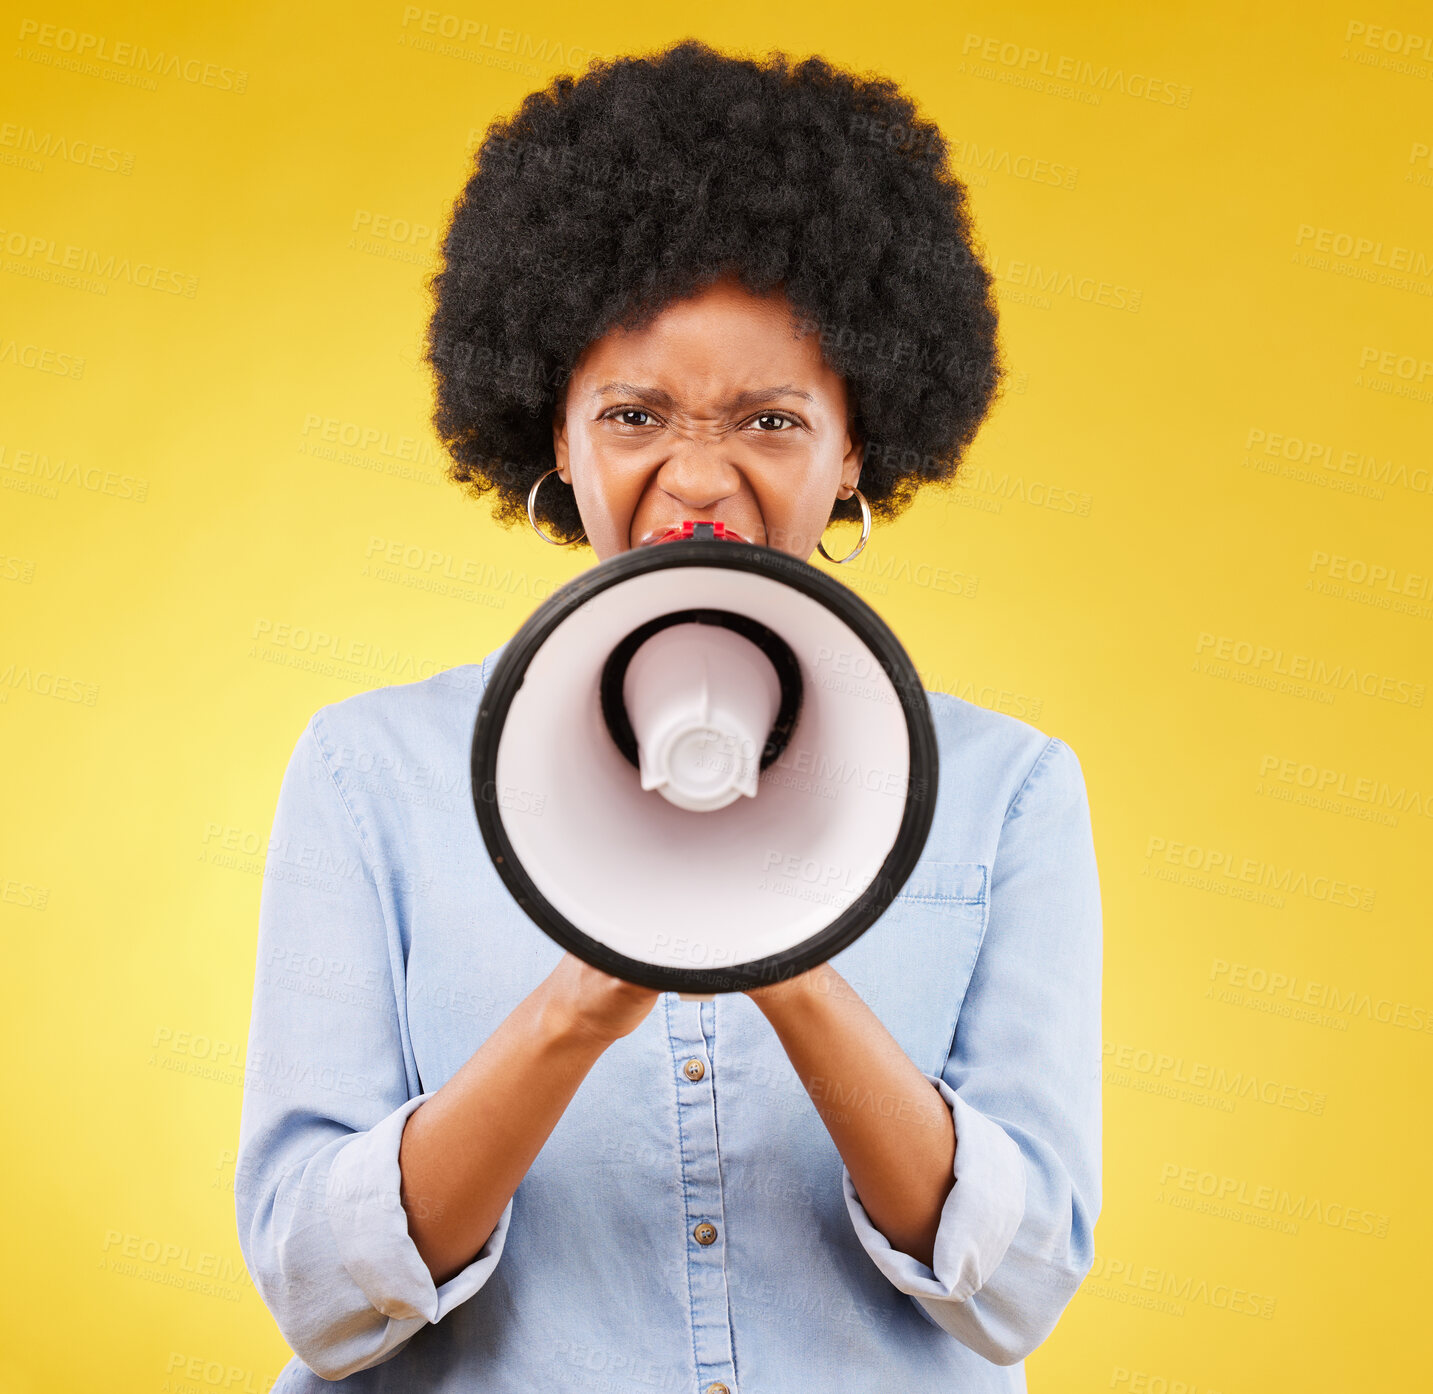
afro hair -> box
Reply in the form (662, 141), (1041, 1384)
(423, 37), (1006, 547)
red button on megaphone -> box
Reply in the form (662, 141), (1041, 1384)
(645, 520), (749, 546)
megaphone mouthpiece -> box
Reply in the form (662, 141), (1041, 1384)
(627, 626), (779, 812)
(599, 608), (805, 814)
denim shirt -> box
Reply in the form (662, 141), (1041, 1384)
(236, 642), (1103, 1391)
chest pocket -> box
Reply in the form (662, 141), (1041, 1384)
(827, 860), (990, 1080)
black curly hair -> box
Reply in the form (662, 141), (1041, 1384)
(423, 37), (1006, 548)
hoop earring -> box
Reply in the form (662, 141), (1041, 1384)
(527, 466), (586, 546)
(817, 487), (871, 564)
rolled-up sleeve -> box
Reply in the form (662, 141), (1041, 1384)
(235, 713), (512, 1381)
(842, 735), (1102, 1366)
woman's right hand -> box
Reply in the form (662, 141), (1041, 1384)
(541, 952), (662, 1048)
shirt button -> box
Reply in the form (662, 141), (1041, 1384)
(683, 1058), (706, 1081)
(705, 1384), (731, 1394)
(693, 1221), (717, 1245)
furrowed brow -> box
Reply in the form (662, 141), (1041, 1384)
(592, 381), (679, 409)
(592, 381), (814, 410)
(725, 385), (815, 410)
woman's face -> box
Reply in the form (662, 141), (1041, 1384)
(552, 275), (863, 562)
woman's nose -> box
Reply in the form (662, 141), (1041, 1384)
(656, 441), (743, 511)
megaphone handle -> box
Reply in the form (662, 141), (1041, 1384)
(676, 991), (716, 1002)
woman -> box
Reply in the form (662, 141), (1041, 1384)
(237, 39), (1102, 1392)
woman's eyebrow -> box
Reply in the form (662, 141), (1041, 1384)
(592, 381), (815, 409)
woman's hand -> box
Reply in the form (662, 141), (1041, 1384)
(542, 952), (662, 1048)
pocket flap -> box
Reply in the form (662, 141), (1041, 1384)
(893, 859), (987, 905)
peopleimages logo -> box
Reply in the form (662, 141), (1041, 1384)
(1103, 1040), (1327, 1115)
(0, 225), (198, 296)
(1294, 223), (1433, 275)
(1084, 1253), (1275, 1318)
(1143, 836), (1375, 911)
(1244, 426), (1432, 496)
(959, 32), (1193, 107)
(1157, 1162), (1390, 1239)
(14, 18), (249, 91)
(1193, 632), (1425, 706)
(1257, 754), (1433, 821)
(1210, 957), (1433, 1036)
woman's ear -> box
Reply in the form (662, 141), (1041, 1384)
(551, 401), (570, 485)
(839, 423), (863, 499)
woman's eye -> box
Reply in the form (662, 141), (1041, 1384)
(603, 408), (798, 431)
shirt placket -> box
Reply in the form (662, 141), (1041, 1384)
(665, 992), (737, 1394)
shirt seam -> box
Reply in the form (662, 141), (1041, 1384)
(307, 711), (378, 866)
(938, 736), (1061, 1087)
(1000, 736), (1061, 826)
(307, 707), (421, 1102)
(898, 891), (985, 906)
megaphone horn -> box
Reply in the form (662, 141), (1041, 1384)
(470, 522), (938, 996)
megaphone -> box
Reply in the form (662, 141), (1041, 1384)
(470, 520), (938, 998)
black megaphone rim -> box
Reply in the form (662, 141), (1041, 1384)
(469, 538), (939, 995)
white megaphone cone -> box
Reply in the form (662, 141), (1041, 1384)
(471, 519), (939, 997)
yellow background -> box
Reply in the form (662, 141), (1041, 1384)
(4, 2), (1430, 1389)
